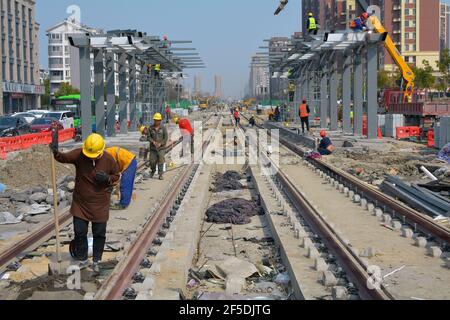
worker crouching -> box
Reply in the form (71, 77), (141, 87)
(51, 133), (120, 274)
(318, 131), (335, 156)
(148, 113), (168, 180)
(106, 147), (137, 210)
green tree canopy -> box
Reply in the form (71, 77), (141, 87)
(412, 60), (435, 89)
(54, 82), (80, 98)
(437, 49), (450, 92)
(41, 78), (51, 107)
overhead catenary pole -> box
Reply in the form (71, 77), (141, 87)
(118, 52), (128, 134)
(353, 49), (364, 136)
(342, 53), (352, 134)
(329, 59), (338, 131)
(129, 54), (137, 132)
(80, 46), (92, 141)
(94, 49), (105, 137)
(106, 51), (116, 137)
(366, 42), (378, 139)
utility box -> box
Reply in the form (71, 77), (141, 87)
(439, 117), (450, 149)
(385, 114), (404, 138)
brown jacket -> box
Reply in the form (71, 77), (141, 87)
(54, 149), (120, 223)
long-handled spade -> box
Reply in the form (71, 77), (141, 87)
(49, 124), (62, 274)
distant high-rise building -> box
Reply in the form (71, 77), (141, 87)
(214, 75), (222, 98)
(302, 0), (441, 71)
(440, 2), (450, 50)
(0, 0), (43, 114)
(194, 75), (202, 96)
(249, 55), (269, 98)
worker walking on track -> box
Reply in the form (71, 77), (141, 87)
(233, 109), (240, 126)
(174, 116), (194, 159)
(148, 113), (168, 180)
(299, 99), (311, 134)
(165, 105), (172, 124)
(106, 147), (138, 210)
(50, 133), (120, 274)
(306, 12), (318, 35)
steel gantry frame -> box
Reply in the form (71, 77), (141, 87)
(68, 30), (204, 140)
(261, 31), (385, 139)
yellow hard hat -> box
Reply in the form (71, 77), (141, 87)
(139, 125), (147, 135)
(173, 116), (179, 124)
(153, 113), (163, 121)
(83, 133), (105, 159)
(309, 12), (313, 17)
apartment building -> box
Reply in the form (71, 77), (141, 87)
(302, 0), (441, 71)
(0, 0), (43, 114)
(46, 19), (103, 95)
(440, 2), (450, 50)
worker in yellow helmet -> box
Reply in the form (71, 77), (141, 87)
(106, 147), (137, 210)
(306, 12), (318, 35)
(50, 133), (120, 274)
(155, 64), (161, 78)
(147, 113), (168, 180)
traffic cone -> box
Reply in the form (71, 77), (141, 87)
(378, 128), (383, 139)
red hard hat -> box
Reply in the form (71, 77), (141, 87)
(362, 12), (369, 19)
(320, 131), (327, 138)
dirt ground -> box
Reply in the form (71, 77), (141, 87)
(0, 145), (75, 190)
(326, 140), (446, 186)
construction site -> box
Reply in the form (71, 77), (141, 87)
(0, 0), (449, 308)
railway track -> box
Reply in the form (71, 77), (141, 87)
(96, 115), (222, 300)
(238, 115), (449, 300)
(242, 114), (450, 247)
(0, 115), (213, 278)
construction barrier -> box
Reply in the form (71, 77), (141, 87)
(396, 126), (421, 140)
(427, 129), (435, 148)
(0, 128), (75, 160)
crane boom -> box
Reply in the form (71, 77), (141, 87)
(368, 16), (415, 99)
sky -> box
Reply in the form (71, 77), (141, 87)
(36, 0), (302, 99)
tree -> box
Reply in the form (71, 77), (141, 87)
(378, 70), (394, 89)
(437, 48), (450, 92)
(412, 60), (435, 89)
(54, 82), (80, 98)
(378, 69), (402, 89)
(41, 78), (51, 107)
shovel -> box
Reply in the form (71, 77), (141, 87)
(50, 124), (62, 273)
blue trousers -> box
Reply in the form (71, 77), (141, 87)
(120, 158), (137, 207)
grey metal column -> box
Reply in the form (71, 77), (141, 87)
(129, 55), (137, 132)
(79, 47), (92, 141)
(353, 49), (363, 136)
(308, 71), (315, 116)
(342, 54), (352, 134)
(118, 53), (128, 134)
(94, 49), (105, 137)
(366, 43), (378, 139)
(320, 69), (328, 129)
(329, 60), (338, 131)
(106, 52), (116, 137)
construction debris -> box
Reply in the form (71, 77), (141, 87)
(206, 198), (262, 225)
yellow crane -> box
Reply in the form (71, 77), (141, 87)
(367, 15), (415, 101)
(274, 0), (416, 101)
(355, 0), (415, 100)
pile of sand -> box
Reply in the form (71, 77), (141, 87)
(0, 145), (75, 190)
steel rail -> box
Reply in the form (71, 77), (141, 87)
(242, 114), (450, 245)
(238, 118), (392, 300)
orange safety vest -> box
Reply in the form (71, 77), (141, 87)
(299, 104), (309, 118)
